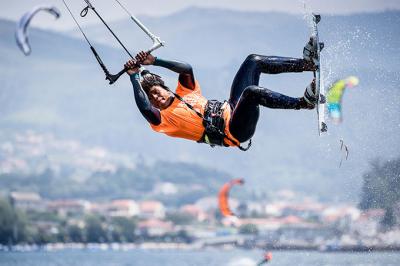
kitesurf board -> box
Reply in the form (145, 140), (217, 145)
(311, 14), (327, 134)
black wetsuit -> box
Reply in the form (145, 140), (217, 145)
(257, 259), (270, 266)
(130, 55), (314, 143)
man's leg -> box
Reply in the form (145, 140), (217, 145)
(229, 85), (307, 142)
(228, 54), (315, 108)
(227, 50), (317, 142)
(239, 85), (305, 109)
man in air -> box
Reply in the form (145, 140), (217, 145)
(125, 38), (318, 150)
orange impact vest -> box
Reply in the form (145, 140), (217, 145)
(150, 80), (239, 147)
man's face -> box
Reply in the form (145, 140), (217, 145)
(148, 85), (172, 110)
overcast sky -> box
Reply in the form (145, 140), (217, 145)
(1, 0), (400, 31)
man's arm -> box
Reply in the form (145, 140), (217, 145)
(130, 73), (161, 125)
(153, 58), (195, 90)
(136, 51), (195, 90)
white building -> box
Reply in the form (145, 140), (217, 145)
(9, 191), (45, 211)
(47, 199), (91, 217)
(139, 201), (165, 219)
(107, 199), (139, 218)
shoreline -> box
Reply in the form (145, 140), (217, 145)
(1, 243), (400, 253)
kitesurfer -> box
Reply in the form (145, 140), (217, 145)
(257, 252), (272, 265)
(125, 38), (318, 149)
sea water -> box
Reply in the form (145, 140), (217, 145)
(1, 249), (399, 266)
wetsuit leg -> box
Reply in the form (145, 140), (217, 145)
(228, 54), (314, 107)
(228, 54), (313, 142)
(230, 85), (303, 142)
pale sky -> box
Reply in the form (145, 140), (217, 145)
(1, 0), (400, 31)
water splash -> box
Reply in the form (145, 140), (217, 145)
(226, 257), (257, 266)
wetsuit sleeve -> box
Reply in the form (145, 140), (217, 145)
(153, 57), (195, 90)
(130, 73), (161, 125)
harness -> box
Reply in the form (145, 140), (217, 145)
(200, 100), (226, 147)
(198, 100), (251, 151)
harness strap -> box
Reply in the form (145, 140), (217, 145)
(171, 90), (204, 118)
(141, 71), (203, 118)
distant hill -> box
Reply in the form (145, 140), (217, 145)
(0, 131), (235, 205)
(0, 160), (234, 206)
(79, 8), (400, 72)
(0, 8), (399, 202)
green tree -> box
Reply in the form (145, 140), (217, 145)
(32, 227), (58, 244)
(239, 223), (259, 235)
(359, 158), (400, 228)
(359, 158), (400, 210)
(85, 215), (106, 243)
(381, 207), (396, 230)
(110, 217), (136, 242)
(0, 198), (27, 245)
(165, 211), (194, 225)
(67, 225), (84, 243)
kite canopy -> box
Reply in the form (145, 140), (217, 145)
(218, 178), (244, 217)
(15, 6), (61, 55)
(327, 76), (359, 124)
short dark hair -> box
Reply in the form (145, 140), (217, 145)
(140, 72), (167, 93)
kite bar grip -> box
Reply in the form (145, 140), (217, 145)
(107, 61), (141, 85)
(106, 46), (163, 85)
(90, 46), (131, 85)
(106, 68), (127, 84)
